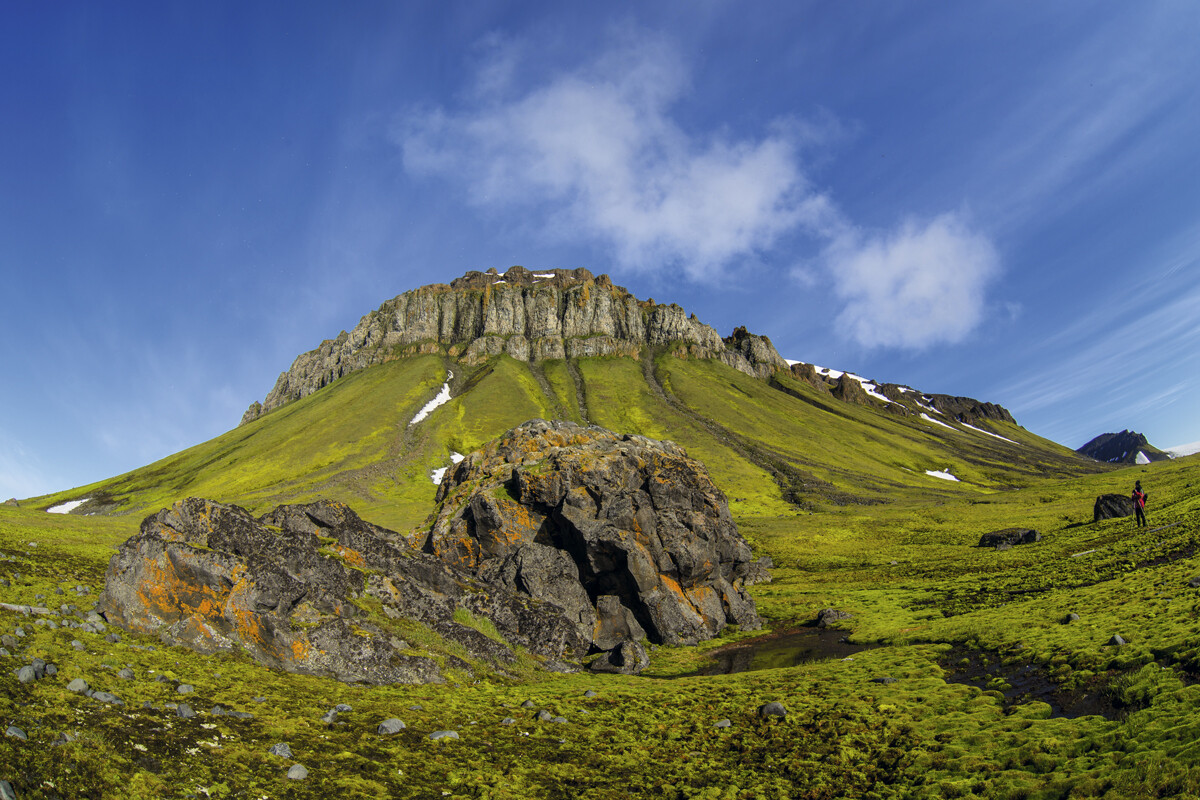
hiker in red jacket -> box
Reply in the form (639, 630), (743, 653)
(1132, 480), (1148, 527)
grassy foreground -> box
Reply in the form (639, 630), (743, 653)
(3, 451), (1200, 798)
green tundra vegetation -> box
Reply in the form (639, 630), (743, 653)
(3, 351), (1198, 798)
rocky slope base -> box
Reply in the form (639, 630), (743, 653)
(242, 266), (788, 423)
(1077, 430), (1171, 464)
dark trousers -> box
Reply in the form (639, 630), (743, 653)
(1135, 506), (1147, 527)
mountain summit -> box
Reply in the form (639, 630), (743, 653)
(1077, 430), (1171, 465)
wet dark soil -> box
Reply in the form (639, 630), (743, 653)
(689, 627), (874, 676)
(940, 647), (1136, 721)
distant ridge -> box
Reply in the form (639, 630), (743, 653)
(1077, 430), (1171, 465)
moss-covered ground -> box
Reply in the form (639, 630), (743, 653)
(6, 353), (1198, 797)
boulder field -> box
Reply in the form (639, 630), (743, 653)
(99, 420), (768, 683)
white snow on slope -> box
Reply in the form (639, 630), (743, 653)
(533, 273), (555, 279)
(430, 452), (466, 485)
(47, 499), (88, 514)
(410, 372), (454, 425)
(785, 359), (801, 366)
(925, 469), (960, 482)
(1167, 440), (1200, 457)
(961, 422), (1018, 444)
(1135, 451), (1152, 465)
(920, 412), (955, 430)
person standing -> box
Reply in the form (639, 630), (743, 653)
(1132, 480), (1148, 527)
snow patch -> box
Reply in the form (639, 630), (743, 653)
(1135, 451), (1152, 465)
(812, 364), (845, 380)
(450, 452), (465, 463)
(409, 372), (454, 425)
(961, 422), (1018, 444)
(925, 469), (960, 482)
(47, 499), (88, 514)
(533, 273), (555, 279)
(785, 359), (801, 366)
(431, 452), (466, 485)
(920, 413), (955, 431)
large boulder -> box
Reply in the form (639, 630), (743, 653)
(978, 528), (1040, 548)
(1094, 494), (1135, 522)
(422, 420), (766, 649)
(99, 498), (589, 684)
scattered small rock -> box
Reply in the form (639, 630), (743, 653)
(583, 690), (597, 698)
(104, 633), (121, 644)
(408, 704), (423, 711)
(16, 666), (35, 684)
(536, 710), (553, 721)
(870, 677), (897, 684)
(67, 678), (89, 694)
(713, 719), (732, 728)
(500, 717), (516, 725)
(816, 608), (852, 628)
(1108, 635), (1127, 646)
(377, 718), (406, 735)
(254, 697), (267, 703)
(520, 700), (535, 709)
(1064, 613), (1081, 624)
(118, 668), (134, 680)
(5, 725), (26, 740)
(0, 780), (15, 800)
(335, 703), (353, 712)
(979, 528), (1040, 548)
(268, 743), (294, 758)
(287, 764), (308, 780)
(1189, 576), (1200, 589)
(429, 730), (459, 741)
(758, 701), (788, 720)
(176, 684), (194, 694)
(92, 691), (123, 706)
(550, 716), (568, 724)
(176, 703), (196, 718)
(320, 709), (339, 724)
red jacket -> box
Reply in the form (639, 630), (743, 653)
(1132, 489), (1147, 509)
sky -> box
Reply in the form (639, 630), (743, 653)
(3, 1), (1199, 501)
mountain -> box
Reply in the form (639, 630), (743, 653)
(1076, 429), (1172, 465)
(39, 266), (1101, 528)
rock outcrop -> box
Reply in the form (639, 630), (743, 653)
(1077, 430), (1171, 465)
(1094, 493), (1136, 522)
(241, 267), (787, 423)
(421, 420), (766, 656)
(99, 498), (590, 684)
(978, 528), (1041, 548)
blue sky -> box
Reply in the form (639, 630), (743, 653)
(3, 1), (1199, 500)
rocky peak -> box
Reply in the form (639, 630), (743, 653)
(1077, 430), (1170, 465)
(241, 266), (787, 423)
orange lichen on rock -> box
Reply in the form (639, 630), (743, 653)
(331, 544), (367, 570)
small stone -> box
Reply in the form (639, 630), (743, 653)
(176, 703), (195, 718)
(1189, 576), (1200, 588)
(30, 658), (45, 679)
(176, 684), (194, 694)
(377, 718), (406, 735)
(758, 701), (788, 720)
(55, 587), (64, 595)
(870, 677), (897, 684)
(16, 666), (36, 684)
(816, 608), (852, 629)
(713, 719), (732, 728)
(500, 717), (516, 725)
(268, 742), (293, 758)
(118, 668), (134, 680)
(520, 700), (535, 708)
(0, 780), (14, 800)
(67, 678), (89, 694)
(408, 704), (423, 711)
(0, 635), (15, 649)
(287, 764), (308, 780)
(320, 709), (338, 724)
(5, 725), (26, 740)
(1064, 613), (1081, 624)
(429, 730), (459, 741)
(1108, 635), (1127, 646)
(155, 675), (172, 683)
(254, 697), (267, 703)
(536, 710), (553, 721)
(13, 628), (24, 638)
(105, 633), (121, 644)
(335, 703), (353, 712)
(583, 690), (598, 698)
(92, 691), (123, 706)
(551, 716), (568, 724)
(210, 705), (226, 716)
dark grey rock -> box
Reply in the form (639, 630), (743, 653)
(408, 704), (423, 711)
(1108, 635), (1127, 646)
(210, 705), (226, 716)
(30, 659), (45, 679)
(320, 709), (339, 724)
(550, 716), (568, 724)
(1065, 613), (1081, 623)
(816, 608), (852, 628)
(287, 764), (308, 780)
(105, 633), (121, 644)
(0, 635), (15, 649)
(1189, 576), (1200, 589)
(870, 677), (897, 684)
(429, 730), (459, 741)
(335, 703), (353, 712)
(713, 718), (731, 728)
(758, 701), (787, 720)
(0, 779), (14, 800)
(500, 717), (516, 725)
(44, 664), (56, 677)
(589, 640), (650, 675)
(118, 668), (134, 680)
(5, 725), (26, 741)
(15, 666), (35, 684)
(521, 700), (535, 708)
(583, 690), (597, 698)
(176, 684), (194, 694)
(377, 718), (406, 735)
(92, 691), (123, 706)
(67, 678), (89, 693)
(978, 528), (1040, 548)
(1094, 494), (1136, 522)
(268, 742), (293, 758)
(176, 703), (195, 718)
(536, 710), (553, 721)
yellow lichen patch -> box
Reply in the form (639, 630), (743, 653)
(131, 550), (232, 641)
(290, 635), (311, 661)
(331, 543), (367, 570)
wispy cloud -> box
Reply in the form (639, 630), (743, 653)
(399, 33), (840, 281)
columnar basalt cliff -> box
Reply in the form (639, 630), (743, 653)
(421, 419), (767, 655)
(241, 266), (787, 423)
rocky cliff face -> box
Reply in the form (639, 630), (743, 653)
(1077, 430), (1170, 464)
(242, 266), (787, 423)
(421, 420), (767, 656)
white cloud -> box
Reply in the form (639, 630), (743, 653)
(400, 35), (838, 281)
(826, 214), (999, 349)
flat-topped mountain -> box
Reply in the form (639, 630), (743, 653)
(1077, 430), (1171, 465)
